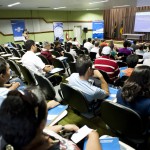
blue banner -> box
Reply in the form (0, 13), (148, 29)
(53, 22), (64, 42)
(92, 21), (104, 39)
(11, 20), (25, 41)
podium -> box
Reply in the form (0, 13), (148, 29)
(122, 33), (145, 41)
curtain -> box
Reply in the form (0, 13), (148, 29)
(104, 6), (150, 40)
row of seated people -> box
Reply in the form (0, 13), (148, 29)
(0, 40), (150, 149)
(0, 42), (102, 149)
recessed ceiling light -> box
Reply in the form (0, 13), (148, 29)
(89, 0), (108, 4)
(86, 8), (100, 10)
(8, 2), (20, 7)
(113, 5), (130, 8)
(53, 6), (66, 10)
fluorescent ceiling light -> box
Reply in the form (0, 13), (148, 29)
(89, 0), (108, 4)
(86, 8), (100, 10)
(113, 5), (130, 8)
(53, 6), (66, 10)
(8, 2), (20, 7)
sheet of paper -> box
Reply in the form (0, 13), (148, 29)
(50, 68), (63, 74)
(47, 114), (57, 120)
(71, 125), (92, 143)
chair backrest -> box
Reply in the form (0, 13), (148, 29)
(117, 61), (127, 68)
(19, 50), (25, 57)
(76, 49), (84, 56)
(64, 52), (74, 63)
(51, 51), (61, 57)
(18, 64), (37, 85)
(69, 62), (77, 74)
(100, 101), (144, 138)
(99, 70), (113, 84)
(38, 55), (49, 65)
(16, 44), (22, 50)
(7, 59), (21, 78)
(81, 47), (89, 54)
(60, 83), (89, 113)
(34, 73), (56, 100)
(118, 53), (128, 62)
(5, 47), (12, 54)
(11, 48), (21, 57)
(52, 59), (65, 74)
(90, 52), (97, 61)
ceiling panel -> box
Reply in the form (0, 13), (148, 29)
(0, 0), (149, 10)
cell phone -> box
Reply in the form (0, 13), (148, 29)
(88, 79), (94, 85)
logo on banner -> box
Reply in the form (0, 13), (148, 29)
(11, 20), (25, 41)
(53, 22), (64, 42)
(92, 21), (104, 39)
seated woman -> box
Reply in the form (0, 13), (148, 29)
(117, 65), (150, 122)
(0, 87), (101, 150)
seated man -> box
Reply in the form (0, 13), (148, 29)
(84, 38), (94, 53)
(68, 55), (109, 103)
(121, 54), (139, 77)
(22, 40), (62, 86)
(94, 46), (120, 82)
(118, 40), (132, 56)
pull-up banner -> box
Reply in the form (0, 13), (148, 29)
(11, 20), (25, 41)
(92, 21), (104, 39)
(53, 22), (64, 42)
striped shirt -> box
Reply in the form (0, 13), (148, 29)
(94, 56), (120, 81)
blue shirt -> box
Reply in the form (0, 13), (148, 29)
(117, 89), (150, 118)
(68, 73), (107, 102)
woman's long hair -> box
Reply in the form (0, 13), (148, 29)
(122, 65), (150, 102)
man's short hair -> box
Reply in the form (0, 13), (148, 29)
(123, 40), (129, 48)
(95, 41), (99, 47)
(76, 55), (92, 76)
(126, 54), (139, 68)
(0, 57), (7, 75)
(88, 38), (92, 42)
(25, 40), (35, 51)
(43, 41), (50, 48)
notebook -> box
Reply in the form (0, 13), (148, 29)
(83, 136), (120, 150)
(46, 104), (68, 126)
(105, 87), (118, 101)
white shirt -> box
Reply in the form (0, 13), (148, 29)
(135, 49), (146, 56)
(84, 42), (93, 52)
(91, 47), (99, 53)
(69, 49), (77, 61)
(143, 52), (150, 60)
(21, 51), (45, 75)
(72, 41), (80, 47)
(0, 88), (10, 106)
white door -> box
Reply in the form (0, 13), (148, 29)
(74, 26), (82, 44)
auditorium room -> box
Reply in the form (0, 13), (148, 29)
(0, 0), (150, 150)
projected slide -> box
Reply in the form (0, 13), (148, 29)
(134, 12), (150, 32)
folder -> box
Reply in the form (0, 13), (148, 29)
(46, 104), (68, 126)
(83, 137), (120, 150)
(105, 87), (118, 101)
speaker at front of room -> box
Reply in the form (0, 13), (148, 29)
(83, 27), (88, 33)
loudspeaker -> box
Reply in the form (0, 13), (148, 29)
(83, 27), (88, 33)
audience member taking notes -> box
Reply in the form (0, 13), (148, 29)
(0, 87), (101, 150)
